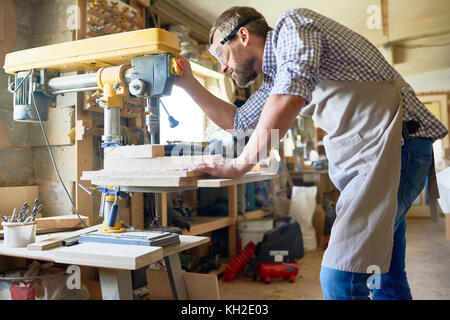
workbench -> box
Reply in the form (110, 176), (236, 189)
(85, 171), (278, 259)
(0, 231), (209, 300)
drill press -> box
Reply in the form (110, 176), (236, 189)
(4, 28), (183, 234)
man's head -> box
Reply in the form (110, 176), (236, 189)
(209, 6), (271, 88)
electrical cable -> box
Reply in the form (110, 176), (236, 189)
(30, 78), (88, 228)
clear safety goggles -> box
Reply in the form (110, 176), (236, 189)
(208, 16), (261, 65)
(208, 44), (226, 65)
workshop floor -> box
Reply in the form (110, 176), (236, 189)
(218, 218), (450, 300)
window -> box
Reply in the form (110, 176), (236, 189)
(159, 85), (206, 144)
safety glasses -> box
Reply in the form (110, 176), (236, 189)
(208, 16), (261, 65)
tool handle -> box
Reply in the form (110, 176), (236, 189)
(108, 204), (119, 228)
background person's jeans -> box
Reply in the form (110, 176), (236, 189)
(320, 138), (433, 300)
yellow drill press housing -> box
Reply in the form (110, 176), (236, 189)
(4, 28), (182, 232)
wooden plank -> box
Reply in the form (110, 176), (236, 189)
(0, 246), (56, 262)
(34, 215), (88, 229)
(242, 209), (272, 220)
(0, 225), (86, 239)
(85, 176), (198, 188)
(161, 192), (168, 227)
(197, 172), (278, 187)
(55, 242), (163, 270)
(0, 214), (85, 231)
(182, 217), (231, 236)
(27, 224), (101, 251)
(75, 0), (94, 227)
(130, 193), (144, 229)
(0, 118), (11, 151)
(104, 152), (215, 172)
(76, 0), (87, 40)
(82, 169), (202, 179)
(105, 144), (165, 159)
(0, 186), (39, 215)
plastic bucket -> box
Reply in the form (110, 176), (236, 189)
(0, 267), (67, 300)
(2, 221), (36, 248)
(238, 218), (273, 251)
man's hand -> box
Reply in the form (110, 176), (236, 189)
(174, 56), (194, 90)
(191, 155), (251, 179)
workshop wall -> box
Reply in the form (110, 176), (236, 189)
(0, 0), (77, 216)
(0, 0), (34, 186)
(29, 0), (77, 216)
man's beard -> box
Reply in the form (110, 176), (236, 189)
(231, 55), (258, 88)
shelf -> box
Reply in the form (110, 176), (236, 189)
(240, 209), (273, 220)
(183, 216), (231, 236)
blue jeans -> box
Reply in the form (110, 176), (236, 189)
(320, 138), (433, 300)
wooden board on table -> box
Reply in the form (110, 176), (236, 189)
(0, 225), (86, 239)
(0, 186), (38, 215)
(81, 172), (199, 187)
(197, 172), (278, 187)
(105, 144), (165, 159)
(27, 224), (101, 251)
(104, 149), (216, 172)
(54, 242), (163, 270)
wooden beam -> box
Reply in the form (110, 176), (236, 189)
(161, 192), (168, 227)
(381, 0), (389, 38)
(34, 215), (88, 230)
(130, 192), (144, 229)
(74, 0), (94, 226)
(228, 185), (237, 260)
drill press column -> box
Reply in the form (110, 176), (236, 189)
(146, 98), (160, 145)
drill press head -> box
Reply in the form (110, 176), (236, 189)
(128, 54), (182, 144)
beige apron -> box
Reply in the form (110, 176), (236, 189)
(300, 78), (409, 273)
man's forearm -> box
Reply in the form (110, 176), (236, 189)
(182, 77), (237, 130)
(237, 94), (305, 171)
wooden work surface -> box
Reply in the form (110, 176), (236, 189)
(0, 233), (209, 270)
(83, 171), (277, 189)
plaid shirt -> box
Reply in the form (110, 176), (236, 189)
(234, 8), (448, 142)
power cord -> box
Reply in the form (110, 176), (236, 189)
(30, 78), (88, 228)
